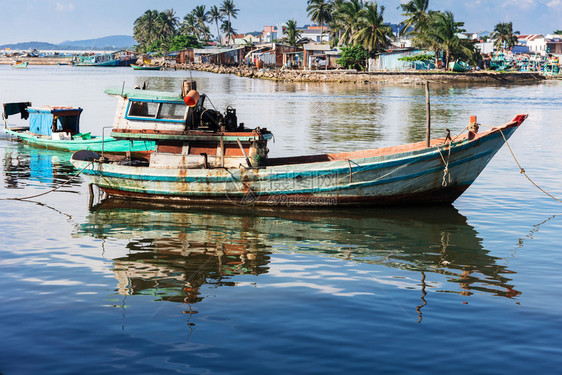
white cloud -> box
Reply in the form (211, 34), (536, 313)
(55, 2), (75, 12)
(503, 0), (537, 9)
(547, 0), (561, 6)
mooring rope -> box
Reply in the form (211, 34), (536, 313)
(0, 161), (93, 201)
(473, 124), (562, 204)
(496, 128), (562, 204)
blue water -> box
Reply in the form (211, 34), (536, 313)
(1, 65), (562, 374)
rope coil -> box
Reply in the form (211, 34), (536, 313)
(436, 141), (452, 187)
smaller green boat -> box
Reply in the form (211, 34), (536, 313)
(131, 64), (162, 71)
(12, 61), (28, 69)
(449, 60), (470, 72)
(2, 102), (155, 155)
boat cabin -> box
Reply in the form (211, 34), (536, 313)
(28, 106), (83, 140)
(3, 102), (84, 139)
(106, 87), (272, 169)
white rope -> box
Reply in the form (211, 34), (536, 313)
(479, 123), (562, 204)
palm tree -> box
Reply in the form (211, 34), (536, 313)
(209, 5), (224, 45)
(399, 0), (431, 36)
(306, 0), (332, 43)
(181, 13), (199, 37)
(326, 0), (346, 45)
(133, 10), (159, 49)
(331, 0), (364, 46)
(220, 0), (239, 44)
(192, 5), (211, 41)
(354, 2), (393, 55)
(491, 22), (518, 51)
(221, 20), (237, 45)
(285, 19), (302, 47)
(413, 11), (472, 68)
(157, 9), (179, 41)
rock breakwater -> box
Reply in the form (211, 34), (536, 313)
(173, 63), (546, 84)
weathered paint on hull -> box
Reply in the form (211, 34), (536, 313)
(73, 117), (524, 207)
(97, 184), (470, 207)
(4, 128), (155, 155)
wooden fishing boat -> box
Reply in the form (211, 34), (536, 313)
(2, 102), (154, 155)
(131, 64), (162, 71)
(71, 83), (527, 207)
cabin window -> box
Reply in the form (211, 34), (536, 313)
(159, 103), (187, 120)
(126, 100), (187, 123)
(128, 101), (158, 118)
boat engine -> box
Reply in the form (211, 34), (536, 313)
(224, 106), (239, 131)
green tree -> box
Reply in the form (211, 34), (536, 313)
(553, 29), (562, 35)
(192, 5), (211, 41)
(133, 10), (159, 51)
(306, 0), (332, 43)
(157, 9), (179, 41)
(169, 35), (203, 51)
(209, 5), (224, 44)
(221, 20), (237, 45)
(220, 0), (239, 44)
(491, 22), (518, 51)
(285, 19), (302, 47)
(399, 0), (431, 36)
(353, 2), (392, 55)
(181, 14), (199, 37)
(337, 44), (369, 70)
(331, 0), (365, 46)
(413, 11), (472, 68)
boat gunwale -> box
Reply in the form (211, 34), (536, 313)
(72, 118), (522, 184)
(3, 127), (154, 153)
(267, 115), (526, 166)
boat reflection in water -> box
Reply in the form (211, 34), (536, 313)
(77, 199), (520, 318)
(2, 145), (78, 190)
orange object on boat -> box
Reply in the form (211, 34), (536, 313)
(184, 90), (200, 107)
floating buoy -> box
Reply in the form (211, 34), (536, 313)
(184, 90), (200, 107)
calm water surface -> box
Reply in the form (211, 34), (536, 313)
(1, 66), (562, 374)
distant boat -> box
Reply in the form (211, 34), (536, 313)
(74, 51), (137, 67)
(449, 61), (469, 72)
(11, 61), (28, 69)
(543, 60), (560, 76)
(131, 64), (162, 71)
(2, 102), (154, 155)
(71, 85), (528, 207)
(74, 53), (120, 66)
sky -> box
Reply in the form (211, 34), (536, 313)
(0, 0), (560, 45)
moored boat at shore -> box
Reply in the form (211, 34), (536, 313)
(71, 82), (527, 207)
(131, 64), (162, 71)
(11, 61), (28, 68)
(449, 60), (470, 72)
(74, 51), (137, 67)
(2, 102), (154, 155)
